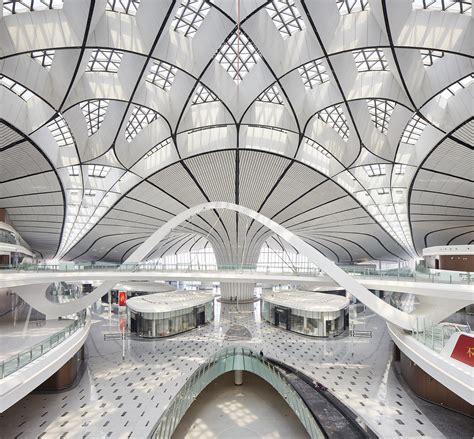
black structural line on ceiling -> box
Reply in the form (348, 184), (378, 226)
(411, 188), (474, 201)
(306, 235), (354, 262)
(412, 202), (474, 210)
(299, 1), (412, 252)
(0, 190), (62, 200)
(407, 119), (473, 256)
(123, 195), (218, 238)
(120, 241), (143, 263)
(447, 230), (474, 245)
(424, 225), (474, 248)
(95, 235), (150, 262)
(302, 236), (342, 263)
(0, 119), (67, 258)
(420, 168), (474, 183)
(310, 232), (379, 261)
(62, 144), (412, 261)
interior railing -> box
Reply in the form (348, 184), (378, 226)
(148, 346), (325, 439)
(0, 262), (471, 284)
(0, 310), (88, 380)
(412, 317), (471, 352)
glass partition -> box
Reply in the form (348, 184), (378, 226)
(0, 310), (88, 379)
(149, 346), (324, 439)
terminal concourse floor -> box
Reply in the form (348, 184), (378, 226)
(0, 300), (463, 439)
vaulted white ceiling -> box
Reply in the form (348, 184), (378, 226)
(0, 0), (472, 263)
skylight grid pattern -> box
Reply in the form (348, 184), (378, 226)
(125, 105), (158, 142)
(145, 138), (171, 158)
(88, 165), (110, 178)
(171, 0), (211, 38)
(367, 99), (395, 134)
(31, 50), (55, 69)
(192, 84), (218, 104)
(394, 163), (407, 175)
(353, 48), (389, 71)
(420, 49), (444, 66)
(68, 165), (80, 176)
(317, 104), (350, 141)
(0, 75), (33, 101)
(146, 61), (177, 91)
(305, 138), (331, 157)
(87, 49), (123, 73)
(377, 187), (390, 195)
(336, 0), (369, 14)
(80, 100), (109, 136)
(218, 32), (260, 83)
(84, 189), (96, 196)
(440, 74), (473, 99)
(412, 0), (472, 15)
(401, 114), (426, 145)
(298, 59), (329, 89)
(106, 0), (140, 15)
(257, 85), (284, 104)
(47, 115), (74, 148)
(265, 0), (305, 39)
(364, 163), (386, 177)
(3, 0), (63, 15)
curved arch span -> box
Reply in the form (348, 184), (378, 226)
(14, 202), (415, 329)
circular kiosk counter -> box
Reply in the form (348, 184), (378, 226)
(127, 291), (214, 338)
(102, 281), (175, 309)
(261, 290), (350, 337)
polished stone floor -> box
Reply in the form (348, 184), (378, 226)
(172, 371), (309, 439)
(0, 300), (459, 438)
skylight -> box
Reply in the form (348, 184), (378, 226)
(257, 85), (284, 104)
(412, 0), (471, 15)
(80, 100), (109, 136)
(144, 138), (172, 159)
(47, 114), (75, 148)
(317, 104), (350, 141)
(401, 114), (426, 145)
(171, 0), (211, 38)
(265, 0), (305, 39)
(0, 75), (33, 101)
(192, 84), (218, 104)
(377, 187), (390, 195)
(394, 163), (407, 175)
(364, 163), (386, 177)
(336, 0), (369, 14)
(146, 60), (177, 91)
(31, 50), (55, 70)
(298, 59), (329, 89)
(106, 0), (140, 15)
(367, 99), (395, 134)
(125, 105), (158, 142)
(87, 49), (123, 73)
(439, 74), (473, 100)
(3, 0), (63, 15)
(218, 32), (260, 84)
(305, 138), (332, 157)
(68, 165), (80, 177)
(84, 189), (96, 196)
(352, 48), (389, 71)
(88, 165), (110, 178)
(420, 49), (444, 66)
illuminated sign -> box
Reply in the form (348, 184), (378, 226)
(118, 291), (127, 306)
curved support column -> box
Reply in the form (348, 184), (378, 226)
(14, 202), (418, 329)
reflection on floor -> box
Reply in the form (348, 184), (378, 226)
(0, 300), (468, 438)
(0, 302), (70, 361)
(172, 371), (309, 439)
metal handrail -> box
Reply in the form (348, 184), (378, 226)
(0, 310), (87, 380)
(148, 346), (325, 439)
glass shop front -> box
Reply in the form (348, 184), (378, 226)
(128, 300), (214, 338)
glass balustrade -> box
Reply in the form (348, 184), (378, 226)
(0, 310), (88, 380)
(0, 261), (471, 285)
(149, 346), (324, 439)
(411, 317), (469, 352)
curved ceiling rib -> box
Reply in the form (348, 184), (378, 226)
(0, 0), (471, 263)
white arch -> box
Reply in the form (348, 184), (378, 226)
(15, 202), (416, 329)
